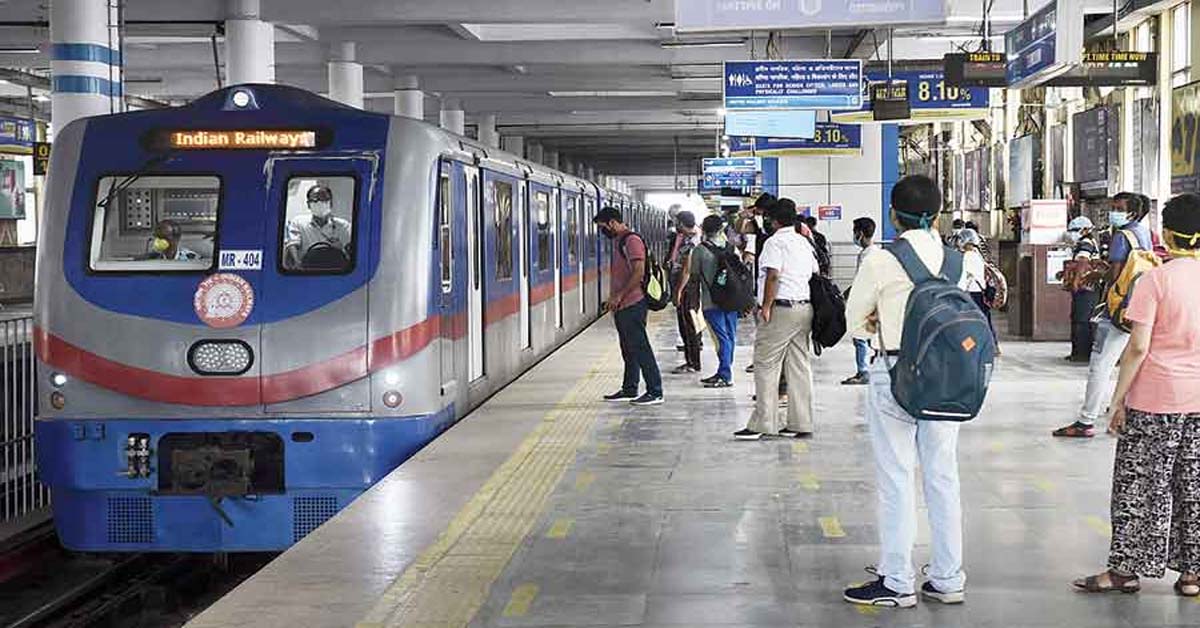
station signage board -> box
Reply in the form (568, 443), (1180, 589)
(676, 0), (946, 32)
(817, 204), (843, 221)
(724, 109), (817, 139)
(1006, 0), (1083, 89)
(832, 70), (989, 123)
(0, 116), (35, 154)
(168, 129), (318, 150)
(1171, 81), (1200, 194)
(1049, 51), (1157, 87)
(32, 142), (50, 175)
(724, 60), (863, 111)
(944, 52), (1007, 88)
(701, 157), (760, 191)
(728, 123), (863, 157)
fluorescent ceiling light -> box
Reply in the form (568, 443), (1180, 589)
(672, 75), (721, 81)
(661, 39), (746, 49)
(654, 22), (676, 30)
(549, 90), (677, 97)
(32, 94), (49, 102)
(946, 14), (1026, 24)
(0, 47), (40, 54)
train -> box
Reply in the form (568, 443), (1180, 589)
(33, 84), (669, 551)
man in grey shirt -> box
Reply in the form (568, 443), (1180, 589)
(284, 184), (352, 270)
(678, 214), (740, 388)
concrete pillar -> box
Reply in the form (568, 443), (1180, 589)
(393, 74), (424, 119)
(1160, 9), (1175, 208)
(561, 156), (574, 175)
(440, 98), (465, 135)
(327, 41), (363, 109)
(225, 0), (275, 86)
(477, 113), (500, 148)
(502, 135), (525, 157)
(587, 166), (596, 182)
(51, 0), (123, 127)
(545, 150), (560, 170)
(527, 142), (545, 164)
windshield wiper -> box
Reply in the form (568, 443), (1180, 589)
(97, 153), (173, 209)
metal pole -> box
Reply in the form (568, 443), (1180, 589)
(826, 29), (832, 58)
(888, 28), (894, 80)
(1113, 0), (1120, 47)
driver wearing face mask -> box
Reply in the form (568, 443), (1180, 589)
(284, 184), (353, 270)
(151, 220), (200, 261)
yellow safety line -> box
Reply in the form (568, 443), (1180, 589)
(1032, 477), (1054, 493)
(798, 472), (820, 492)
(1084, 516), (1113, 538)
(501, 583), (539, 617)
(819, 516), (846, 539)
(855, 605), (881, 616)
(989, 441), (1005, 453)
(356, 349), (618, 628)
(545, 517), (575, 540)
(792, 441), (809, 454)
(574, 471), (596, 491)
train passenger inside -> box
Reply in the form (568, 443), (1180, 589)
(150, 220), (200, 261)
(283, 184), (353, 271)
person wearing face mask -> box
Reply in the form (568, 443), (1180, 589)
(1054, 192), (1154, 438)
(593, 206), (664, 406)
(1063, 216), (1103, 363)
(150, 220), (199, 261)
(841, 217), (878, 385)
(284, 184), (353, 270)
(678, 214), (741, 388)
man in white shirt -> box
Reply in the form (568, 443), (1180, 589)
(734, 199), (818, 440)
(842, 175), (966, 609)
(284, 184), (353, 271)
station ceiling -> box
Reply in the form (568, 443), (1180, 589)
(0, 0), (1133, 183)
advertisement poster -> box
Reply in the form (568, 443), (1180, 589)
(0, 160), (26, 220)
(1171, 81), (1200, 194)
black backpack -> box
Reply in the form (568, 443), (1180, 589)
(617, 232), (670, 311)
(702, 242), (756, 313)
(809, 274), (846, 355)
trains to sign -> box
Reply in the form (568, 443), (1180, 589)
(34, 84), (669, 551)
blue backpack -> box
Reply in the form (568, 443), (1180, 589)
(882, 239), (996, 421)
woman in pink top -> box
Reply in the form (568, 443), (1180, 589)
(1074, 193), (1200, 597)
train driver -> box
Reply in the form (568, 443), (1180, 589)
(151, 220), (200, 261)
(283, 184), (353, 270)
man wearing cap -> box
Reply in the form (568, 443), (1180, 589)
(594, 206), (664, 406)
(1064, 216), (1102, 362)
(284, 184), (353, 270)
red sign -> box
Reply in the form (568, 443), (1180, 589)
(193, 274), (255, 328)
(818, 204), (843, 220)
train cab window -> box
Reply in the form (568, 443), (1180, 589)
(280, 176), (356, 274)
(438, 172), (452, 292)
(534, 191), (551, 270)
(493, 179), (513, 279)
(89, 175), (219, 272)
(566, 196), (579, 265)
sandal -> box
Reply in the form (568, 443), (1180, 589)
(1072, 570), (1140, 594)
(1175, 576), (1200, 597)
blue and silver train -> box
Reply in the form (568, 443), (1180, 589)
(34, 84), (668, 551)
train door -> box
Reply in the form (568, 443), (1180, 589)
(436, 163), (459, 396)
(464, 164), (485, 382)
(261, 156), (374, 413)
(567, 192), (584, 315)
(553, 187), (563, 329)
(518, 180), (532, 349)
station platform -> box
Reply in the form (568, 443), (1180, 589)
(188, 314), (1191, 628)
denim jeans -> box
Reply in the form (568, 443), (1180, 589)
(614, 299), (662, 396)
(867, 360), (965, 595)
(1080, 317), (1130, 425)
(703, 309), (739, 382)
(853, 338), (870, 377)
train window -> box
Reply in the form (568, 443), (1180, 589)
(89, 175), (219, 272)
(280, 176), (356, 274)
(492, 179), (513, 279)
(534, 191), (551, 270)
(438, 172), (452, 292)
(566, 196), (579, 266)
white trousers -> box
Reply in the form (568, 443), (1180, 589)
(867, 360), (966, 594)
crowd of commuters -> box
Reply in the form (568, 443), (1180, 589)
(591, 179), (1200, 606)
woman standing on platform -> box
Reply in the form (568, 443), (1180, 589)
(955, 229), (996, 345)
(1073, 193), (1200, 598)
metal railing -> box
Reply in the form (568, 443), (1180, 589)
(1, 315), (48, 529)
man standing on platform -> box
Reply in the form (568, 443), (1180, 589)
(594, 206), (664, 406)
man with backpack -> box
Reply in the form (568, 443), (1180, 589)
(593, 206), (664, 406)
(843, 175), (995, 608)
(804, 215), (834, 277)
(1053, 192), (1159, 438)
(733, 201), (818, 440)
(678, 214), (754, 388)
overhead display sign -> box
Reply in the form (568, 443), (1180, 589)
(724, 110), (817, 139)
(166, 129), (318, 150)
(1006, 0), (1084, 89)
(702, 157), (759, 190)
(728, 123), (863, 156)
(676, 0), (947, 32)
(1171, 81), (1200, 194)
(1050, 51), (1157, 87)
(32, 142), (51, 176)
(0, 117), (35, 154)
(832, 70), (989, 123)
(945, 52), (1007, 87)
(724, 60), (863, 111)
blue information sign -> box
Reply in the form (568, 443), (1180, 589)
(724, 60), (863, 111)
(0, 117), (35, 152)
(702, 157), (759, 190)
(831, 70), (989, 123)
(729, 123), (862, 156)
(676, 0), (946, 32)
(725, 110), (817, 139)
(1006, 2), (1057, 86)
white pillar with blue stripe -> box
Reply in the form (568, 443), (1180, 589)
(50, 0), (123, 129)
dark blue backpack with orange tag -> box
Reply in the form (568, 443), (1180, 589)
(882, 239), (996, 421)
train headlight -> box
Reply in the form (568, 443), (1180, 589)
(188, 340), (254, 376)
(382, 390), (403, 408)
(50, 372), (68, 387)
